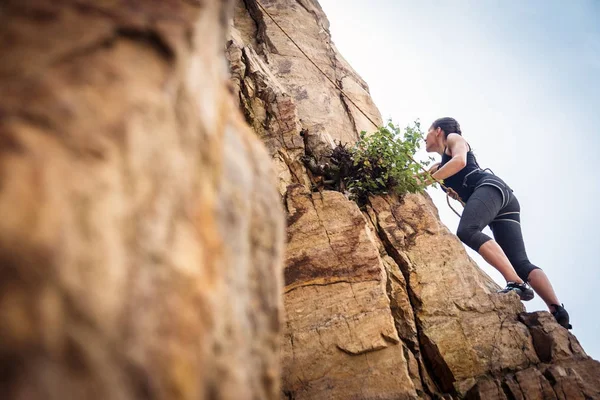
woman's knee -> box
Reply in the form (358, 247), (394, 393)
(456, 225), (474, 244)
(456, 225), (491, 251)
(516, 263), (541, 282)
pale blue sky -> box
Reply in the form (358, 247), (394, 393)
(319, 0), (600, 360)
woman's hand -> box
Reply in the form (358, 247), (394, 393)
(413, 170), (435, 187)
(429, 162), (441, 174)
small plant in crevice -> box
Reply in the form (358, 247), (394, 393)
(302, 119), (436, 206)
(347, 120), (436, 204)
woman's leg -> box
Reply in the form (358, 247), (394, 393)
(478, 241), (523, 283)
(489, 196), (561, 310)
(457, 186), (523, 283)
(528, 270), (561, 310)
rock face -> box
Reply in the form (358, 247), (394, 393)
(228, 1), (600, 399)
(0, 1), (284, 399)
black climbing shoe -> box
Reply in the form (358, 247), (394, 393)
(498, 281), (535, 301)
(551, 304), (572, 329)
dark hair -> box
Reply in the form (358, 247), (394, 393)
(431, 117), (462, 138)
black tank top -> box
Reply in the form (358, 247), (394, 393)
(439, 143), (488, 202)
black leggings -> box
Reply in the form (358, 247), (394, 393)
(456, 185), (541, 281)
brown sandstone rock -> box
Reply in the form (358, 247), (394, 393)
(227, 29), (309, 195)
(369, 193), (541, 394)
(228, 1), (600, 399)
(0, 1), (285, 399)
(282, 185), (418, 399)
(231, 0), (381, 158)
(519, 311), (586, 363)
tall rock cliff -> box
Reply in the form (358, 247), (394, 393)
(228, 1), (600, 399)
(0, 1), (284, 399)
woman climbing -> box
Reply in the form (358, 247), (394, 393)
(423, 117), (571, 329)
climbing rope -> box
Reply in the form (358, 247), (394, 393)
(446, 192), (462, 218)
(255, 1), (465, 217)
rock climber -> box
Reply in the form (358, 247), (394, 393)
(422, 117), (571, 329)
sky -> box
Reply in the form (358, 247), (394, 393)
(319, 0), (600, 360)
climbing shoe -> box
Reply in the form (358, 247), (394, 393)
(551, 304), (572, 330)
(498, 281), (535, 301)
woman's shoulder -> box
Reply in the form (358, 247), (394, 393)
(446, 132), (465, 143)
(447, 133), (473, 152)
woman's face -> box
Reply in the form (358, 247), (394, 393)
(425, 126), (441, 152)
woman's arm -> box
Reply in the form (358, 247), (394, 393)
(431, 133), (468, 181)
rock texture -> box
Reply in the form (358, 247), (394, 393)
(0, 1), (284, 399)
(282, 185), (416, 399)
(228, 1), (600, 399)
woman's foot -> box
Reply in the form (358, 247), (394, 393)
(551, 304), (572, 329)
(499, 281), (535, 301)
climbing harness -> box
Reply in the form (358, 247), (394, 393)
(255, 1), (465, 217)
